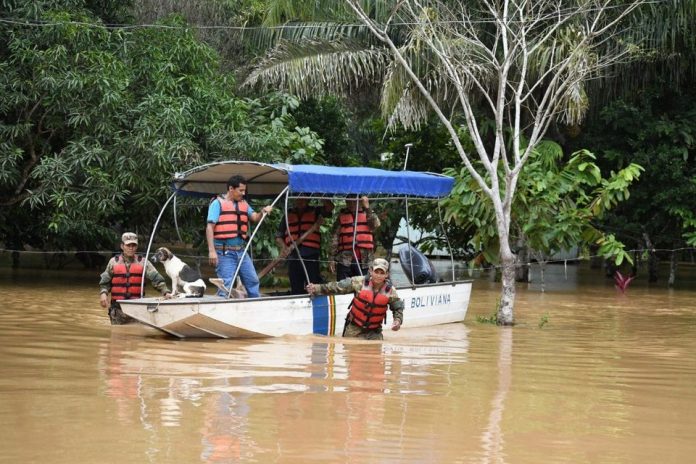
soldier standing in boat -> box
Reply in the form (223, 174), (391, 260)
(275, 198), (334, 294)
(305, 258), (403, 340)
(329, 196), (380, 280)
(99, 232), (172, 324)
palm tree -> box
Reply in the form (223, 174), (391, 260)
(246, 0), (696, 127)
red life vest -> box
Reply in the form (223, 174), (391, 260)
(338, 209), (374, 251)
(350, 277), (392, 329)
(213, 198), (249, 240)
(284, 209), (321, 249)
(111, 255), (144, 302)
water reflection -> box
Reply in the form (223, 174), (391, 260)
(479, 327), (512, 464)
(95, 326), (471, 462)
(101, 329), (471, 399)
(199, 387), (255, 462)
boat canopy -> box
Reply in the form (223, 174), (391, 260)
(173, 161), (454, 199)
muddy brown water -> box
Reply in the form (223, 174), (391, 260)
(1, 263), (695, 463)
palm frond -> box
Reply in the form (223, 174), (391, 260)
(244, 21), (382, 52)
(243, 40), (390, 99)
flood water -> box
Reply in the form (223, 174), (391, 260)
(1, 262), (696, 463)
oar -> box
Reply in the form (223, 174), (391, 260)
(257, 220), (322, 280)
(209, 277), (247, 298)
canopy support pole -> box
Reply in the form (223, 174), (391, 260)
(403, 143), (413, 171)
(173, 195), (183, 243)
(404, 199), (415, 286)
(284, 191), (311, 287)
(228, 186), (289, 298)
(403, 143), (415, 285)
(351, 194), (363, 277)
(437, 202), (455, 282)
(141, 191), (177, 296)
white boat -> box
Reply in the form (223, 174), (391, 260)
(120, 161), (472, 338)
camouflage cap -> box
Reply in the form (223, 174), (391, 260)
(121, 232), (138, 245)
(371, 258), (389, 272)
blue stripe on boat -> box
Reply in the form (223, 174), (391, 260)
(312, 296), (329, 335)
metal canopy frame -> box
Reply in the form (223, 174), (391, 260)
(141, 160), (457, 296)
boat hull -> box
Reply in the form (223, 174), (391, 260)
(119, 280), (472, 339)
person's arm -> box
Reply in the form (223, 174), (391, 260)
(98, 258), (115, 308)
(362, 196), (381, 230)
(206, 200), (220, 266)
(145, 261), (172, 297)
(387, 287), (404, 330)
(306, 277), (358, 296)
(250, 204), (273, 222)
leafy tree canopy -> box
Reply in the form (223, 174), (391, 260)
(442, 140), (643, 266)
(573, 85), (696, 250)
(0, 0), (323, 253)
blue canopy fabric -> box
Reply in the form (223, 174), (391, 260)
(172, 161), (454, 199)
(286, 164), (453, 199)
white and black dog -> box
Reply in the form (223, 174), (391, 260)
(151, 247), (206, 298)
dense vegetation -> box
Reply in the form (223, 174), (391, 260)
(1, 0), (695, 288)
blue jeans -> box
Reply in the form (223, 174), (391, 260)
(216, 250), (260, 298)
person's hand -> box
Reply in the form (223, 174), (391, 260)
(329, 261), (336, 274)
(163, 292), (172, 300)
(360, 195), (370, 209)
(99, 293), (108, 308)
(391, 320), (401, 331)
(262, 205), (273, 215)
(305, 283), (318, 295)
(208, 250), (218, 267)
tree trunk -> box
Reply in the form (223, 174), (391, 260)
(497, 250), (516, 325)
(642, 232), (658, 282)
(515, 242), (529, 282)
(668, 249), (677, 287)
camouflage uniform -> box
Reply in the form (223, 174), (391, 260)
(330, 207), (381, 279)
(315, 276), (404, 340)
(99, 255), (170, 324)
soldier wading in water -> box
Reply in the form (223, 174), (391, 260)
(305, 258), (403, 340)
(99, 232), (172, 324)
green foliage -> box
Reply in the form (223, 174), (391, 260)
(293, 96), (354, 166)
(0, 1), (323, 252)
(538, 313), (549, 329)
(442, 142), (643, 265)
(476, 313), (499, 325)
(573, 86), (696, 251)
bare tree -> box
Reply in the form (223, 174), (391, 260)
(346, 0), (644, 324)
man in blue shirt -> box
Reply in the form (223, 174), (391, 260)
(206, 175), (273, 298)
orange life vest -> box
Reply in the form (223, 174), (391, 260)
(213, 198), (249, 240)
(349, 277), (392, 329)
(338, 210), (374, 251)
(111, 255), (144, 302)
(284, 209), (321, 249)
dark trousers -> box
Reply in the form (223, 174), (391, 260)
(108, 302), (133, 325)
(343, 320), (384, 340)
(336, 262), (367, 281)
(288, 252), (322, 294)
